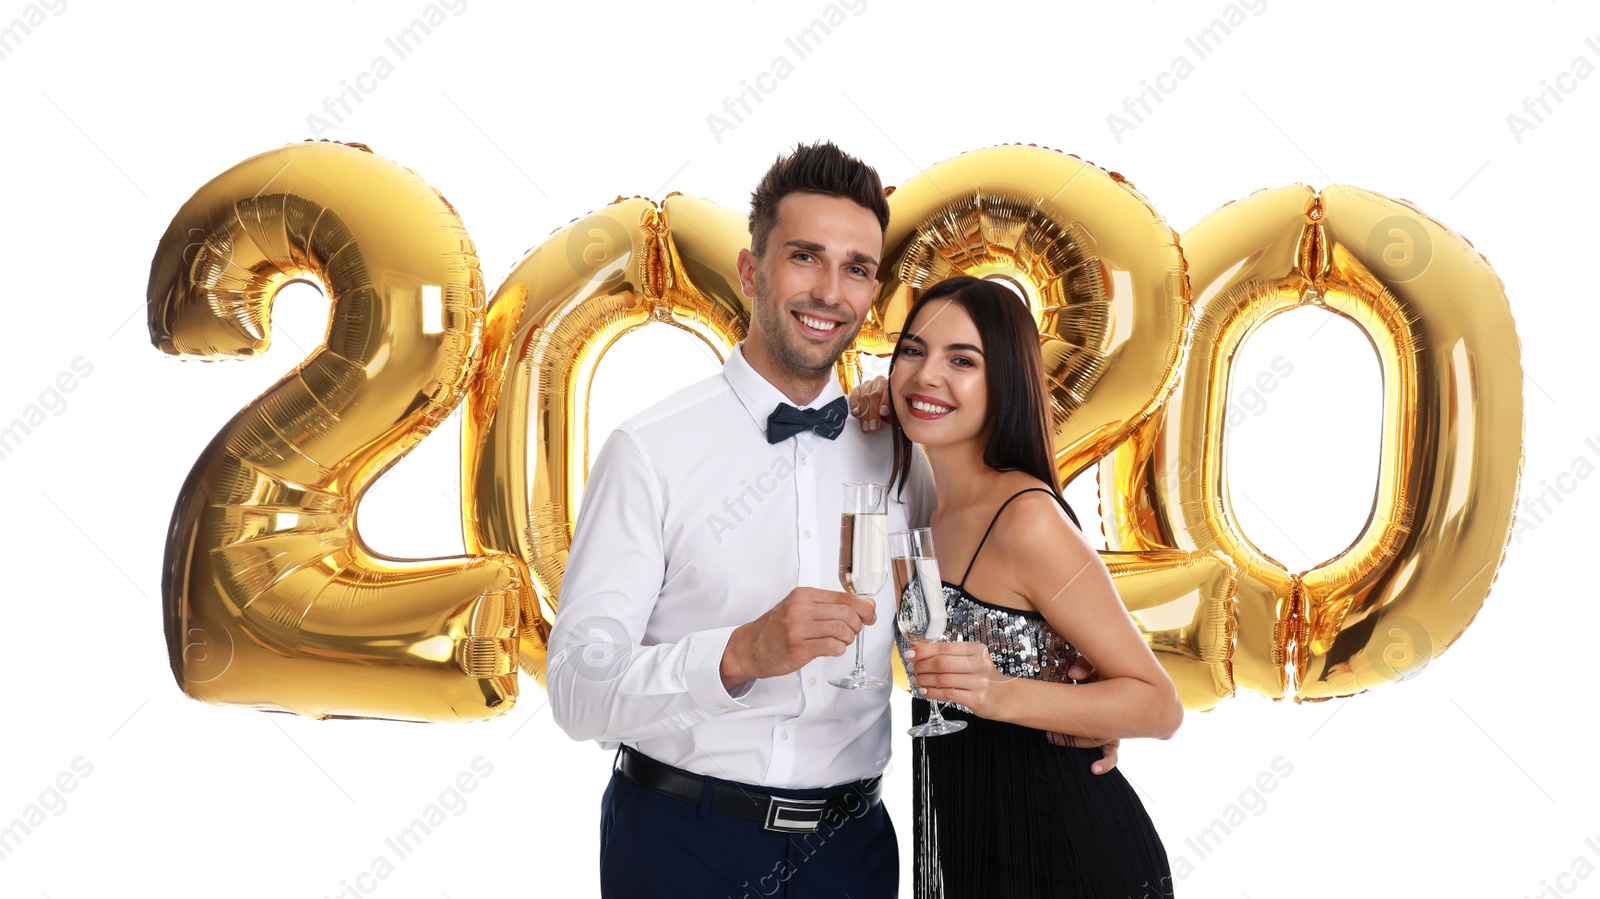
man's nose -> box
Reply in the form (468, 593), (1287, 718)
(811, 265), (844, 306)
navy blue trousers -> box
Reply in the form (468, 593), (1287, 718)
(599, 767), (898, 899)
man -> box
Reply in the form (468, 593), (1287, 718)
(548, 141), (921, 898)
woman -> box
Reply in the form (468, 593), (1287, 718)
(855, 275), (1182, 898)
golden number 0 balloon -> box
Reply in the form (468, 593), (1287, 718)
(1102, 185), (1524, 701)
(462, 193), (766, 683)
(150, 141), (531, 721)
(869, 145), (1237, 709)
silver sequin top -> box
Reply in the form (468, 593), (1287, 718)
(900, 582), (1082, 691)
(939, 582), (1081, 683)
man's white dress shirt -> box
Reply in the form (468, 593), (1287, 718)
(548, 343), (934, 789)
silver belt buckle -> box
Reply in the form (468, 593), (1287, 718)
(763, 796), (827, 833)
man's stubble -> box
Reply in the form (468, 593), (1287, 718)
(751, 270), (863, 383)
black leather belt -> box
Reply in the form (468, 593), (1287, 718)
(615, 745), (881, 834)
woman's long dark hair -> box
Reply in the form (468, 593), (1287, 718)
(888, 276), (1080, 529)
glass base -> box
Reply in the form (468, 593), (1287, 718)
(830, 670), (889, 690)
(908, 717), (967, 738)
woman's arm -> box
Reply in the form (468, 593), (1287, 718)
(907, 491), (1184, 741)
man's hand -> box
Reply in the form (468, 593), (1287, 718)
(721, 588), (877, 689)
(1046, 732), (1120, 774)
(848, 376), (890, 432)
(1066, 650), (1097, 684)
(1045, 650), (1097, 738)
(1048, 651), (1119, 775)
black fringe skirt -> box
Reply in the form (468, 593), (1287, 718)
(912, 698), (1176, 898)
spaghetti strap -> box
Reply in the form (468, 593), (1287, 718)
(956, 487), (1079, 590)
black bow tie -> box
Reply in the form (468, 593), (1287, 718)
(766, 396), (849, 444)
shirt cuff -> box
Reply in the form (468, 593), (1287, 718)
(685, 625), (753, 711)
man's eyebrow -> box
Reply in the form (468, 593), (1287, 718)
(779, 239), (879, 267)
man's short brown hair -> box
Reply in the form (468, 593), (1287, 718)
(748, 142), (890, 257)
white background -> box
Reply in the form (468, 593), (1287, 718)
(2, 1), (1593, 897)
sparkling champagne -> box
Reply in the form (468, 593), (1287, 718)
(893, 556), (946, 643)
(838, 511), (889, 596)
(832, 484), (890, 691)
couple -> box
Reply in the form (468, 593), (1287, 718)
(547, 142), (1183, 898)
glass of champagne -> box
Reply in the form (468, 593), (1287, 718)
(891, 527), (966, 737)
(830, 482), (890, 690)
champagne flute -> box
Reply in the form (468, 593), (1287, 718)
(890, 528), (966, 737)
(830, 482), (890, 690)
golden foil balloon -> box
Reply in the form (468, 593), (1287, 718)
(872, 145), (1235, 709)
(1102, 185), (1523, 701)
(1104, 551), (1237, 708)
(464, 193), (773, 682)
(150, 140), (531, 721)
(872, 145), (1192, 477)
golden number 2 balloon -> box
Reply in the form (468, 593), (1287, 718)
(1102, 185), (1524, 701)
(150, 140), (532, 721)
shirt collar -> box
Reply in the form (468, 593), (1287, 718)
(723, 342), (847, 436)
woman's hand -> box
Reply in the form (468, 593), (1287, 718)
(910, 642), (1122, 774)
(903, 640), (1010, 718)
(848, 376), (890, 432)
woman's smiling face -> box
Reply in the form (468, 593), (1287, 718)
(889, 298), (990, 448)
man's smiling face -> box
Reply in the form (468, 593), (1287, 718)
(739, 191), (883, 381)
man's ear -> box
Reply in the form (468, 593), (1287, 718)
(736, 247), (757, 299)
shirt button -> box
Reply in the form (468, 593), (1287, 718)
(803, 529), (812, 539)
(780, 731), (790, 741)
(808, 677), (817, 686)
(798, 456), (807, 466)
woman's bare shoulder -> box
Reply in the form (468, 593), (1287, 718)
(992, 481), (1093, 558)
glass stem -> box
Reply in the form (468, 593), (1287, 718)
(925, 636), (946, 725)
(852, 622), (866, 674)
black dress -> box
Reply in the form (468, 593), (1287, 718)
(907, 487), (1175, 898)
